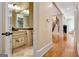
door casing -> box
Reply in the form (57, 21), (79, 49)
(0, 3), (3, 54)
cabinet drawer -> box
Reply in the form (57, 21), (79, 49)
(12, 37), (25, 48)
(12, 38), (17, 48)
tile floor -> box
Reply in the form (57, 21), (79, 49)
(12, 45), (33, 57)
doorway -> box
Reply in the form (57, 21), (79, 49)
(8, 2), (34, 57)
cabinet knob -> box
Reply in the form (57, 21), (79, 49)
(16, 40), (19, 42)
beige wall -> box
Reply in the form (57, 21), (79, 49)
(2, 3), (6, 53)
(12, 10), (16, 28)
(29, 2), (33, 28)
(35, 2), (60, 50)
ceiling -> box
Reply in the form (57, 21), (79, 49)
(55, 2), (76, 18)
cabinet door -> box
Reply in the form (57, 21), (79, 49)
(18, 37), (25, 46)
(27, 30), (33, 46)
(12, 38), (16, 48)
(12, 31), (28, 48)
(12, 37), (25, 48)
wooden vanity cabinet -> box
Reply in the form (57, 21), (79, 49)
(12, 31), (27, 49)
(12, 30), (33, 49)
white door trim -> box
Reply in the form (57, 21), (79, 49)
(2, 2), (12, 56)
(0, 3), (2, 54)
(33, 2), (40, 56)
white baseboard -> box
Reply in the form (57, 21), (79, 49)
(77, 43), (79, 56)
(35, 42), (53, 57)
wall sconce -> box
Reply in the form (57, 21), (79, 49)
(46, 19), (50, 23)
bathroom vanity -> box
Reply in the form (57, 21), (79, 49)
(12, 29), (33, 49)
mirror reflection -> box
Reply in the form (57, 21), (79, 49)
(8, 2), (33, 29)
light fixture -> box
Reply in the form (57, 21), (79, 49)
(8, 4), (13, 9)
(23, 10), (29, 14)
(8, 3), (22, 12)
(8, 3), (29, 16)
(21, 9), (29, 16)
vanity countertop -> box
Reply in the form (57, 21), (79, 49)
(12, 28), (33, 31)
(18, 28), (33, 30)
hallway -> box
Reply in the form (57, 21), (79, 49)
(43, 33), (77, 57)
(0, 2), (79, 57)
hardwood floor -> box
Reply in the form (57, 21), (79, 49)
(43, 33), (78, 57)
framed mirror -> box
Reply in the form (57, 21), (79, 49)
(16, 14), (24, 28)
